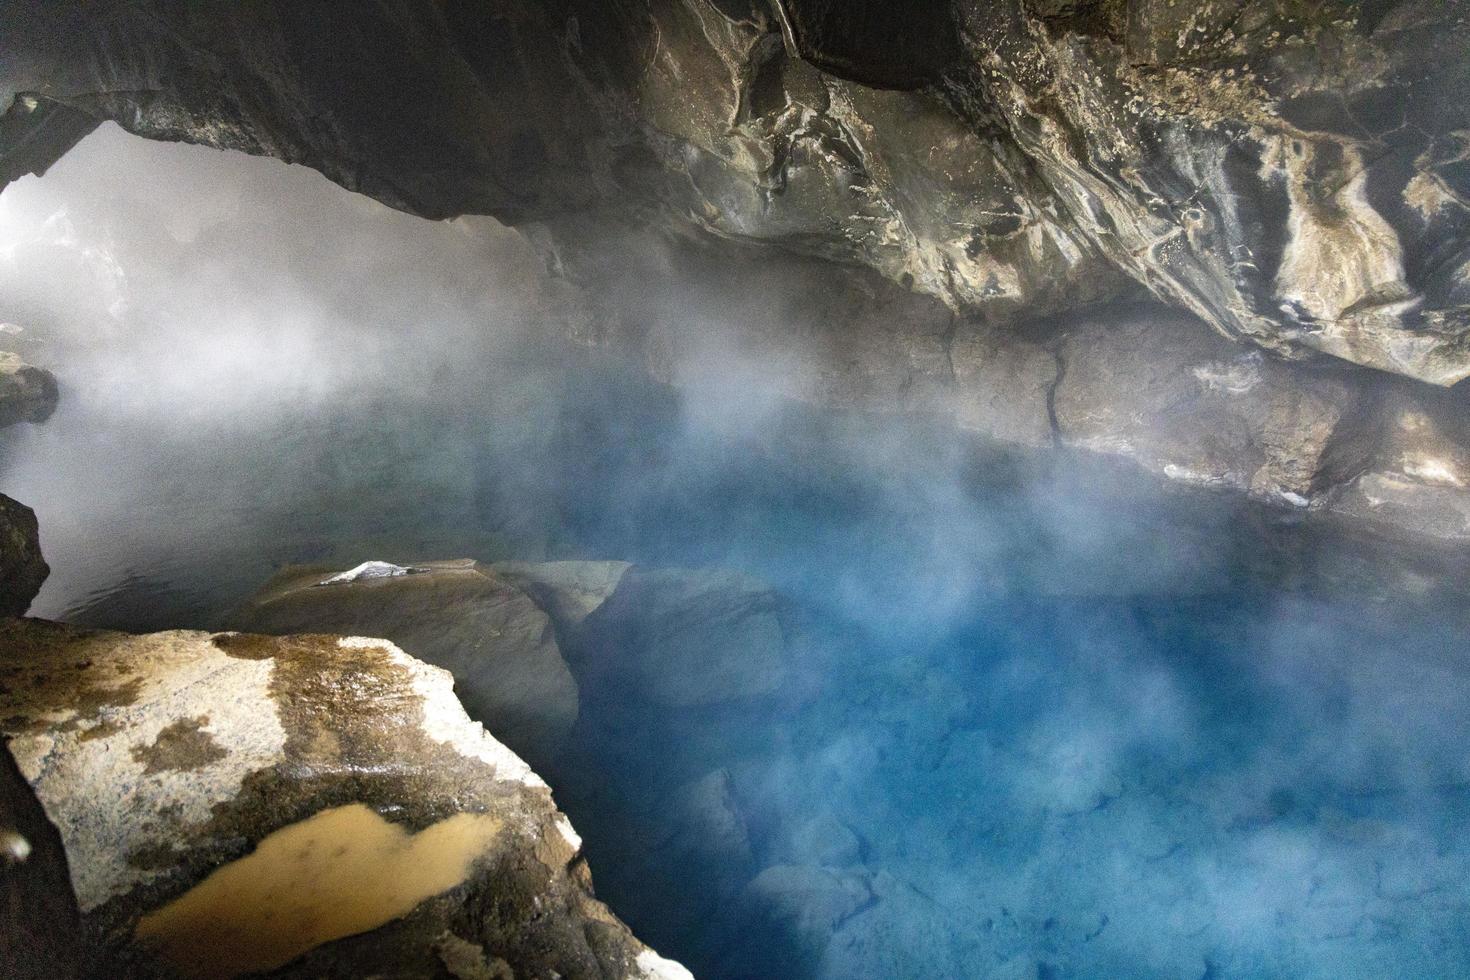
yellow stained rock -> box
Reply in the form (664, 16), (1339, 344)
(134, 802), (503, 979)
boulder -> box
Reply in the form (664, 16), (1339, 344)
(0, 493), (48, 617)
(0, 352), (58, 428)
(771, 810), (863, 869)
(738, 864), (875, 974)
(617, 768), (756, 949)
(659, 769), (754, 873)
(0, 617), (690, 980)
(227, 560), (579, 769)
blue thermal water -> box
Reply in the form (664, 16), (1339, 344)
(7, 362), (1470, 979)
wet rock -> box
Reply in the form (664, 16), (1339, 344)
(738, 864), (875, 972)
(0, 352), (58, 428)
(613, 244), (960, 417)
(948, 0), (1470, 385)
(0, 617), (689, 980)
(227, 559), (578, 769)
(4, 0), (1470, 537)
(772, 810), (863, 868)
(0, 739), (83, 979)
(661, 769), (754, 871)
(578, 566), (792, 707)
(1053, 307), (1367, 504)
(0, 493), (48, 617)
(948, 319), (1059, 449)
(1329, 386), (1470, 540)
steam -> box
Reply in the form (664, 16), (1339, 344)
(2, 122), (1468, 979)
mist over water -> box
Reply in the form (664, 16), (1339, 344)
(4, 125), (1470, 978)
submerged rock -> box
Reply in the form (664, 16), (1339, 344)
(771, 810), (863, 869)
(578, 566), (794, 707)
(662, 770), (753, 873)
(228, 559), (579, 769)
(0, 618), (689, 980)
(739, 864), (875, 974)
(489, 560), (632, 629)
(0, 493), (48, 617)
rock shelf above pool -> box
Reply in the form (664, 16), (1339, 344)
(0, 617), (691, 980)
(227, 559), (591, 771)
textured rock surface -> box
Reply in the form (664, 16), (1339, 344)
(0, 493), (48, 617)
(3, 1), (1467, 384)
(1, 739), (83, 980)
(0, 351), (58, 428)
(0, 617), (690, 980)
(226, 559), (580, 770)
(1052, 306), (1368, 503)
(947, 0), (1470, 384)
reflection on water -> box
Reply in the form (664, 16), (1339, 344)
(7, 361), (1470, 979)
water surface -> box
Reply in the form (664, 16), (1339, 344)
(8, 368), (1470, 979)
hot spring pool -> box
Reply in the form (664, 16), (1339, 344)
(7, 358), (1470, 979)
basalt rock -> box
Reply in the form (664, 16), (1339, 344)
(3, 1), (1470, 545)
(3, 1), (1466, 385)
(0, 617), (690, 980)
(0, 493), (48, 617)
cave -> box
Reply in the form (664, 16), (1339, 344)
(3, 3), (1470, 979)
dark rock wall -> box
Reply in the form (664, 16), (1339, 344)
(0, 494), (48, 617)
